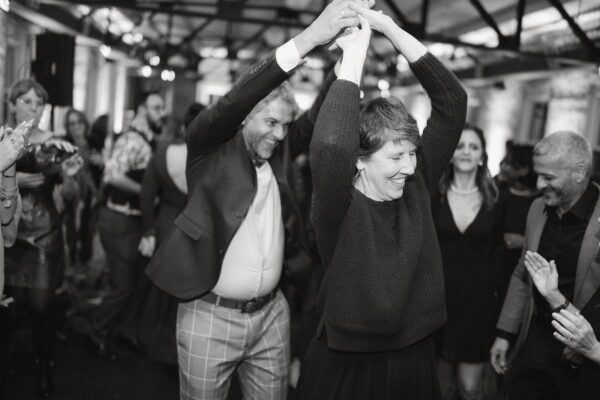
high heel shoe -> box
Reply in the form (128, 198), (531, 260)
(36, 359), (53, 398)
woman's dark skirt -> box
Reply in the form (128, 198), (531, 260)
(295, 333), (441, 400)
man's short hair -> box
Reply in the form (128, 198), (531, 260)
(134, 90), (162, 111)
(248, 81), (297, 119)
(534, 131), (592, 177)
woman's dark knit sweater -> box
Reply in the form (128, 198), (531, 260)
(310, 53), (467, 352)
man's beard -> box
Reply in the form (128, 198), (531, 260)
(149, 119), (163, 134)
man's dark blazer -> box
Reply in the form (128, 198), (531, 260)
(146, 52), (334, 300)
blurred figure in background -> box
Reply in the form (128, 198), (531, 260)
(62, 109), (100, 274)
(433, 125), (501, 400)
(136, 102), (203, 364)
(86, 91), (166, 362)
(494, 143), (539, 309)
(0, 79), (81, 399)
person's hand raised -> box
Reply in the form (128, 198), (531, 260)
(348, 3), (394, 34)
(336, 15), (372, 55)
(336, 15), (371, 85)
(295, 0), (361, 56)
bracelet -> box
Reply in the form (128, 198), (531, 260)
(0, 185), (18, 196)
(552, 298), (570, 314)
(1, 216), (14, 227)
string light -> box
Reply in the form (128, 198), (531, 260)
(99, 44), (112, 59)
(140, 65), (152, 78)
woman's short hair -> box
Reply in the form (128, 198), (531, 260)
(358, 97), (421, 160)
(8, 79), (49, 105)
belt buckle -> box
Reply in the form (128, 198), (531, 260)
(241, 298), (260, 313)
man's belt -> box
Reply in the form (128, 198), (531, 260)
(200, 289), (278, 313)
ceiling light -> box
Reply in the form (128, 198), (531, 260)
(76, 5), (90, 15)
(212, 47), (228, 59)
(149, 55), (161, 66)
(161, 69), (176, 82)
(99, 44), (112, 58)
(140, 65), (152, 78)
(133, 33), (144, 43)
(161, 69), (170, 81)
(122, 32), (135, 45)
(378, 79), (390, 91)
(1, 0), (10, 12)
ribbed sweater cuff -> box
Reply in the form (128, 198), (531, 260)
(332, 78), (361, 97)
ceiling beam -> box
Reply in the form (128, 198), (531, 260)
(545, 0), (599, 60)
(468, 0), (507, 44)
(25, 0), (600, 64)
(419, 0), (429, 38)
(52, 0), (311, 29)
(381, 0), (410, 27)
(514, 0), (526, 49)
(181, 17), (214, 44)
(231, 24), (270, 54)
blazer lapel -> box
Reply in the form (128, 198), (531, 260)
(574, 195), (600, 307)
(529, 203), (547, 253)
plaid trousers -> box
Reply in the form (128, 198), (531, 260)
(177, 290), (290, 400)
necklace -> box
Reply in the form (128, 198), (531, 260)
(450, 184), (479, 196)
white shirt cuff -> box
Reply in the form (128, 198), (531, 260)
(275, 39), (302, 73)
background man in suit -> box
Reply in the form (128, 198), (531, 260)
(490, 131), (600, 400)
(146, 1), (366, 398)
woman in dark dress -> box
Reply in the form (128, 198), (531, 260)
(433, 126), (500, 399)
(0, 79), (79, 398)
(62, 109), (103, 269)
(294, 5), (467, 399)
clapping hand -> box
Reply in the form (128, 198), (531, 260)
(523, 251), (559, 300)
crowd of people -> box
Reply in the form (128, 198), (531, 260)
(1, 0), (600, 399)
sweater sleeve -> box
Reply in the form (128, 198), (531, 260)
(411, 53), (467, 195)
(287, 68), (338, 160)
(310, 80), (361, 231)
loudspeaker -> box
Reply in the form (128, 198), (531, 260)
(32, 33), (74, 106)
